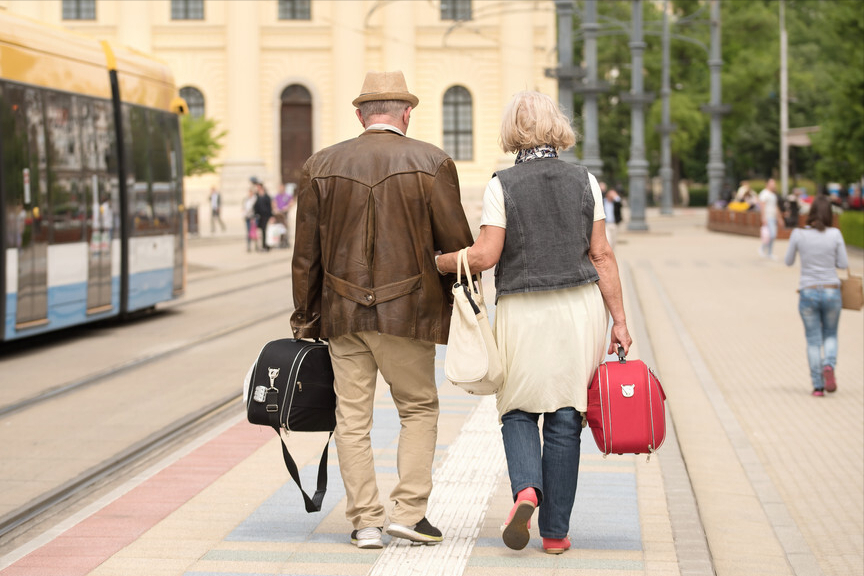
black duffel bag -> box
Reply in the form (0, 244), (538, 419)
(244, 338), (336, 512)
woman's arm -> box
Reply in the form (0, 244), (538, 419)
(589, 219), (632, 356)
(784, 229), (798, 266)
(835, 228), (849, 269)
(436, 224), (505, 275)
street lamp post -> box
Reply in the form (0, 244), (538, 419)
(701, 0), (731, 205)
(622, 0), (654, 231)
(658, 0), (675, 215)
(548, 0), (584, 164)
(576, 0), (607, 178)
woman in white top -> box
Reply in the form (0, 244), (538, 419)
(436, 91), (631, 554)
(785, 195), (849, 396)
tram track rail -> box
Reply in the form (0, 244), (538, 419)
(0, 242), (293, 545)
(0, 391), (242, 541)
(0, 304), (291, 420)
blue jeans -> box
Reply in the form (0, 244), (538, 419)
(762, 219), (778, 256)
(798, 288), (842, 389)
(500, 407), (582, 539)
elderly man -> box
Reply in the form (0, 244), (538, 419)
(290, 71), (474, 549)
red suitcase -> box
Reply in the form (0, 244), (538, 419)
(586, 350), (667, 458)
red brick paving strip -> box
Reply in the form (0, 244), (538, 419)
(0, 422), (271, 576)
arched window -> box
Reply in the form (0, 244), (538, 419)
(443, 86), (473, 161)
(179, 86), (205, 118)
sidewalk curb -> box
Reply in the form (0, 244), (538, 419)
(622, 262), (714, 576)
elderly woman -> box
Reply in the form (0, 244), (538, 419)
(785, 195), (849, 396)
(436, 91), (631, 554)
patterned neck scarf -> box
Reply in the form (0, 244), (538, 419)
(515, 144), (558, 164)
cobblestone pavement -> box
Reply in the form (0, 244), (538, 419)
(1, 207), (861, 576)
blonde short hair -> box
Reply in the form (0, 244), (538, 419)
(499, 91), (578, 153)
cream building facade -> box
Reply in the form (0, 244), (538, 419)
(1, 0), (558, 207)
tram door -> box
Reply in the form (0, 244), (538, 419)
(83, 100), (115, 313)
(3, 86), (50, 329)
(280, 85), (312, 186)
(85, 173), (112, 312)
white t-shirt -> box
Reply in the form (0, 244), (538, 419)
(480, 171), (606, 228)
(758, 188), (778, 220)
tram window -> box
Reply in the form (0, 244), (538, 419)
(149, 112), (174, 231)
(92, 101), (120, 231)
(127, 106), (154, 234)
(45, 92), (85, 243)
(0, 82), (30, 249)
(2, 85), (52, 247)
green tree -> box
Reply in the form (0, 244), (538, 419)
(572, 0), (863, 195)
(802, 0), (864, 184)
(181, 115), (226, 177)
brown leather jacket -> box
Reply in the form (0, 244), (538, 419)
(290, 129), (474, 344)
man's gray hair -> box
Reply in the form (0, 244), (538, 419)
(357, 99), (411, 120)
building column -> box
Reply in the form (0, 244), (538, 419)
(623, 0), (653, 231)
(116, 0), (151, 53)
(384, 1), (415, 88)
(496, 0), (535, 169)
(220, 0), (265, 202)
(577, 0), (606, 179)
(332, 1), (366, 143)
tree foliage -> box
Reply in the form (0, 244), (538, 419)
(570, 0), (863, 193)
(181, 115), (227, 177)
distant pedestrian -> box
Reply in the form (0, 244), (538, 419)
(602, 185), (622, 249)
(758, 178), (783, 259)
(436, 90), (632, 555)
(209, 186), (226, 233)
(784, 195), (849, 397)
(253, 183), (273, 252)
(243, 181), (258, 252)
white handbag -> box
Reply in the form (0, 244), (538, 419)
(444, 248), (504, 395)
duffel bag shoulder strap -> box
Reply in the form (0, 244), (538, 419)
(273, 425), (332, 513)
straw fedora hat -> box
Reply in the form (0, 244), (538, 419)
(352, 70), (419, 108)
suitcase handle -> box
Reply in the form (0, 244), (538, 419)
(616, 346), (627, 363)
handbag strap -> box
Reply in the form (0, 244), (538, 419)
(273, 425), (332, 513)
(456, 248), (483, 299)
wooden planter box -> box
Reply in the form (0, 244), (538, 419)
(707, 208), (838, 239)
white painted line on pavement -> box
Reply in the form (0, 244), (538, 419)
(369, 395), (506, 576)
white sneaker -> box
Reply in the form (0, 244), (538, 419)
(351, 526), (384, 549)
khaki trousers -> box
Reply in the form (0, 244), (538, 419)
(328, 331), (439, 530)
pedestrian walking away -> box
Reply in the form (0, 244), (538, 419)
(602, 183), (622, 249)
(243, 182), (258, 252)
(759, 178), (783, 259)
(253, 182), (273, 252)
(290, 70), (474, 550)
(785, 194), (849, 396)
(209, 185), (226, 233)
(436, 90), (632, 555)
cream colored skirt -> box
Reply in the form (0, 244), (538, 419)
(493, 283), (608, 420)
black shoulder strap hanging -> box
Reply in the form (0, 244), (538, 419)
(272, 425), (332, 513)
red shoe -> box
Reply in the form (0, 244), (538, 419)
(501, 488), (537, 550)
(543, 536), (571, 554)
(822, 366), (837, 392)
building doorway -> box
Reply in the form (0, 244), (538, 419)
(280, 84), (312, 188)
